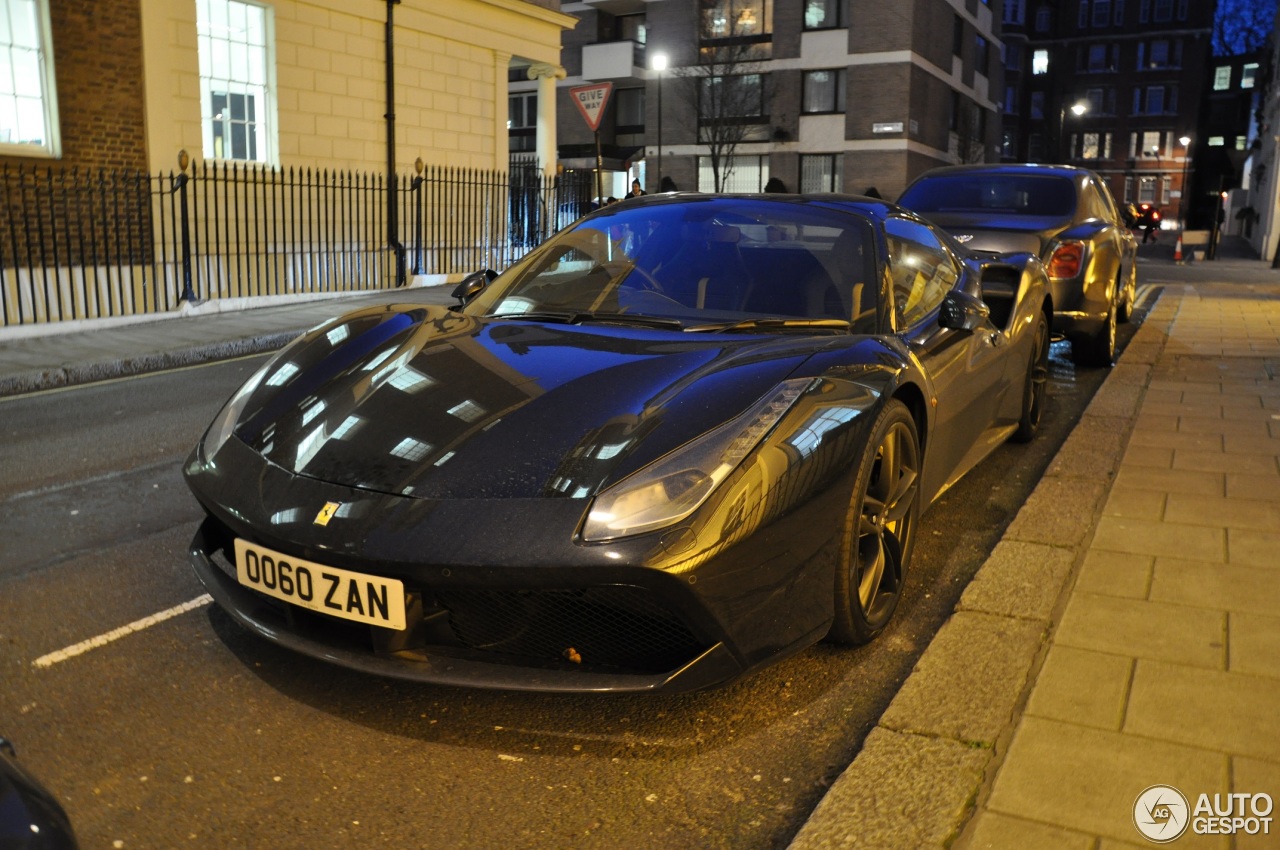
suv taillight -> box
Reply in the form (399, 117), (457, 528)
(1047, 242), (1084, 278)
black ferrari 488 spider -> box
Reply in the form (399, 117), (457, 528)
(185, 193), (1051, 694)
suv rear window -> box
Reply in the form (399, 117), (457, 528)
(900, 173), (1077, 217)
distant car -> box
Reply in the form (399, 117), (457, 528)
(0, 738), (79, 849)
(185, 193), (1051, 694)
(898, 164), (1138, 367)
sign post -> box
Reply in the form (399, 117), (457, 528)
(569, 82), (613, 207)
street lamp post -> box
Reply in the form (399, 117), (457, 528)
(1178, 135), (1192, 230)
(1058, 101), (1087, 162)
(651, 52), (667, 191)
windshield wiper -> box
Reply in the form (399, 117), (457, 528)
(685, 317), (852, 334)
(485, 310), (684, 330)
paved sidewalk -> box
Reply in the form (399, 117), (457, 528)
(789, 281), (1280, 848)
(0, 284), (455, 396)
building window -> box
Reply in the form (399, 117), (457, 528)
(802, 0), (842, 29)
(800, 153), (842, 192)
(1086, 44), (1108, 71)
(1028, 131), (1045, 160)
(197, 0), (274, 163)
(953, 15), (964, 57)
(700, 0), (773, 60)
(697, 154), (768, 192)
(1153, 0), (1172, 21)
(1114, 0), (1126, 23)
(1030, 91), (1045, 119)
(1079, 0), (1089, 28)
(0, 0), (59, 157)
(1161, 176), (1172, 204)
(1208, 136), (1225, 146)
(1035, 6), (1052, 30)
(1093, 0), (1111, 26)
(699, 73), (765, 121)
(1004, 0), (1026, 25)
(975, 36), (989, 76)
(1086, 87), (1106, 114)
(1001, 130), (1016, 157)
(1242, 63), (1259, 89)
(1138, 175), (1157, 202)
(1005, 85), (1019, 113)
(1006, 43), (1022, 71)
(1032, 49), (1049, 75)
(1145, 86), (1164, 114)
(1139, 0), (1149, 21)
(1081, 132), (1110, 158)
(801, 69), (845, 114)
(1213, 65), (1231, 90)
(614, 87), (645, 131)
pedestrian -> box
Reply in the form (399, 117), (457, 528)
(1142, 208), (1161, 244)
(627, 179), (646, 198)
(764, 177), (787, 193)
(659, 176), (678, 193)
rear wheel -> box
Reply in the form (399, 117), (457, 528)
(1014, 311), (1050, 442)
(828, 400), (920, 645)
(1073, 296), (1116, 368)
(1117, 268), (1137, 324)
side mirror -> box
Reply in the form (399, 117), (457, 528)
(937, 290), (990, 331)
(452, 269), (497, 305)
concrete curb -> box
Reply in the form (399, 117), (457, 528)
(786, 288), (1183, 850)
(0, 332), (303, 396)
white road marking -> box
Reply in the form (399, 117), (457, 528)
(32, 594), (213, 669)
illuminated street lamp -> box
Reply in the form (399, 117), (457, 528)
(1178, 135), (1193, 229)
(650, 52), (668, 190)
(1058, 101), (1088, 162)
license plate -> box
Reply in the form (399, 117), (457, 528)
(233, 539), (407, 631)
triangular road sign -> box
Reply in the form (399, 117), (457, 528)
(569, 83), (613, 132)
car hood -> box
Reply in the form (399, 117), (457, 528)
(226, 304), (844, 500)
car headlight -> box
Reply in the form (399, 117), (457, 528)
(201, 362), (271, 462)
(582, 378), (815, 541)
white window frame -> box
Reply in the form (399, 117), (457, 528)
(0, 0), (60, 158)
(197, 0), (277, 164)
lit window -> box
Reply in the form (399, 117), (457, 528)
(447, 400), (486, 423)
(197, 0), (275, 163)
(1213, 66), (1231, 90)
(802, 69), (845, 114)
(803, 0), (841, 29)
(0, 0), (59, 157)
(1208, 136), (1225, 146)
(1242, 63), (1259, 89)
(390, 438), (432, 462)
(1032, 49), (1049, 75)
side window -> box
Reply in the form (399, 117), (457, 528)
(884, 218), (960, 328)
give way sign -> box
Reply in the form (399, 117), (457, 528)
(569, 83), (613, 132)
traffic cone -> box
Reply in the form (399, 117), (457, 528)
(1174, 234), (1183, 263)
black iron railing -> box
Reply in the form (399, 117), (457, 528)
(0, 161), (594, 327)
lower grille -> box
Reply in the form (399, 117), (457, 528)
(434, 587), (704, 674)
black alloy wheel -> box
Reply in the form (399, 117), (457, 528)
(828, 399), (921, 645)
(1013, 311), (1050, 442)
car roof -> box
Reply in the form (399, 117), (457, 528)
(605, 191), (907, 225)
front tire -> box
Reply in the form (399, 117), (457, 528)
(1013, 311), (1050, 443)
(828, 399), (921, 646)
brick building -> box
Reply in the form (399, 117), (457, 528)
(520, 0), (1002, 200)
(999, 0), (1216, 216)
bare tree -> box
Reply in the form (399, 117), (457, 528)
(672, 3), (769, 192)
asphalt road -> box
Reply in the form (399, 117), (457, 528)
(0, 300), (1147, 849)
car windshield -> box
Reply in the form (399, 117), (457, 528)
(464, 198), (879, 333)
(900, 173), (1077, 218)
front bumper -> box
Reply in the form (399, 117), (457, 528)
(185, 437), (845, 694)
